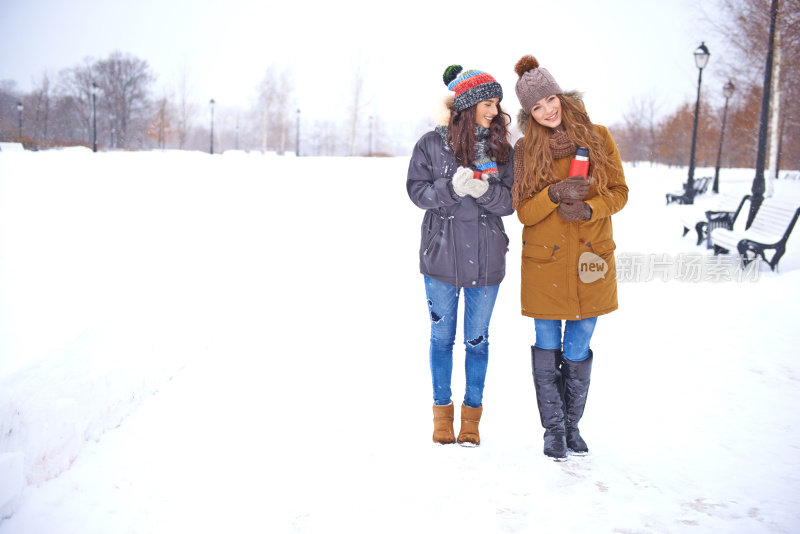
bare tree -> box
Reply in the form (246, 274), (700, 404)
(347, 57), (370, 156)
(0, 80), (23, 141)
(254, 65), (295, 153)
(175, 62), (195, 150)
(272, 68), (294, 154)
(147, 90), (174, 149)
(615, 95), (661, 165)
(256, 66), (277, 152)
(31, 72), (52, 142)
(93, 51), (155, 148)
(57, 59), (95, 144)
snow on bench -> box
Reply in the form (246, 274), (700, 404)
(0, 143), (24, 152)
(680, 193), (747, 248)
(666, 176), (712, 205)
(710, 195), (800, 271)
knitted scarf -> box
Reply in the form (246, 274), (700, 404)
(549, 129), (576, 159)
(435, 125), (499, 178)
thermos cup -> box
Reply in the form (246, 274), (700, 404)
(568, 146), (590, 179)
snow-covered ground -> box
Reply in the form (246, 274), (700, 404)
(1, 148), (799, 533)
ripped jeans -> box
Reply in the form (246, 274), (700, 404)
(424, 275), (500, 408)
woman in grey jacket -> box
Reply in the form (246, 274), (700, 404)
(407, 65), (514, 446)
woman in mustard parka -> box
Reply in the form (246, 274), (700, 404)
(511, 54), (628, 460)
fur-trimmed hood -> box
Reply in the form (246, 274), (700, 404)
(516, 90), (584, 131)
(433, 95), (456, 127)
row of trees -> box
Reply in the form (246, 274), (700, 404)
(611, 0), (799, 174)
(2, 0), (795, 166)
(0, 52), (402, 156)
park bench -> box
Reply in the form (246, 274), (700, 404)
(782, 170), (799, 180)
(666, 176), (712, 205)
(710, 195), (800, 271)
(680, 194), (748, 248)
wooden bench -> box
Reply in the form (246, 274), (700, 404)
(666, 176), (712, 205)
(680, 194), (747, 248)
(710, 195), (800, 271)
(782, 171), (799, 180)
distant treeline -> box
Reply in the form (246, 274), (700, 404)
(0, 52), (405, 156)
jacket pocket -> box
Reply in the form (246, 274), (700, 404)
(522, 242), (556, 262)
(423, 219), (444, 256)
(590, 238), (616, 257)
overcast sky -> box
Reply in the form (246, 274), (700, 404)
(1, 0), (726, 129)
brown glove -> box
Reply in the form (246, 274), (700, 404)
(557, 200), (592, 222)
(548, 176), (590, 203)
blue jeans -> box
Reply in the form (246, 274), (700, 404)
(424, 276), (500, 408)
(534, 317), (597, 362)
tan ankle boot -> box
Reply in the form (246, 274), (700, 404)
(432, 403), (456, 444)
(457, 403), (483, 446)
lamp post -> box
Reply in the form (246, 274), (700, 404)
(16, 102), (23, 139)
(209, 98), (215, 155)
(369, 115), (373, 157)
(684, 42), (710, 205)
(747, 0), (778, 228)
(712, 80), (735, 193)
(295, 109), (300, 157)
(110, 114), (116, 149)
(91, 82), (99, 152)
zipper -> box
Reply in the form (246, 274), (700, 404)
(481, 214), (489, 294)
(423, 217), (444, 256)
(448, 215), (458, 288)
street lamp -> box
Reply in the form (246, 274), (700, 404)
(712, 80), (735, 194)
(684, 41), (710, 205)
(91, 82), (99, 152)
(748, 0), (778, 228)
(296, 109), (301, 157)
(16, 102), (23, 139)
(369, 115), (374, 157)
(209, 98), (215, 155)
(110, 114), (116, 148)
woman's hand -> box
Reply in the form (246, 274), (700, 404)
(452, 166), (490, 198)
(548, 176), (590, 203)
(557, 200), (592, 222)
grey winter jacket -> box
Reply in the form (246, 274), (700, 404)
(407, 131), (514, 288)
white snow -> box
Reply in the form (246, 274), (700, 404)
(1, 148), (799, 533)
(0, 144), (24, 153)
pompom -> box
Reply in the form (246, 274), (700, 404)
(443, 64), (463, 86)
(514, 55), (539, 77)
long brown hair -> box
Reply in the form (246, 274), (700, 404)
(511, 93), (618, 208)
(446, 102), (512, 167)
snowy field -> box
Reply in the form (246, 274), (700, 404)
(1, 148), (799, 533)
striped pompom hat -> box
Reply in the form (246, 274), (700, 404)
(443, 65), (503, 111)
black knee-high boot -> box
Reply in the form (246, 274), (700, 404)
(531, 346), (567, 459)
(561, 351), (593, 454)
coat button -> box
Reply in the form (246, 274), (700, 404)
(575, 315), (580, 319)
(472, 281), (477, 285)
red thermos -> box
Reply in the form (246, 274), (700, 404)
(568, 146), (590, 179)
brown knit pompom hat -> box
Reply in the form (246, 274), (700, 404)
(514, 55), (563, 114)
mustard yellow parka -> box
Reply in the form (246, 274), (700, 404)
(513, 124), (628, 320)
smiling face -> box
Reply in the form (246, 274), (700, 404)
(530, 94), (562, 129)
(474, 98), (500, 128)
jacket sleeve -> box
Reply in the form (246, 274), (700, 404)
(514, 141), (558, 226)
(584, 126), (628, 220)
(475, 147), (514, 216)
(407, 133), (461, 210)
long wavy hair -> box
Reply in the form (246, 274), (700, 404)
(446, 102), (512, 167)
(511, 93), (618, 209)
